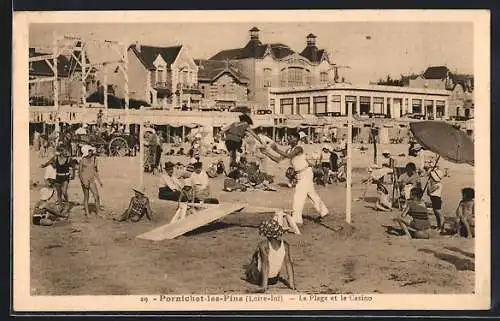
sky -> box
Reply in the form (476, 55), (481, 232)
(29, 22), (473, 85)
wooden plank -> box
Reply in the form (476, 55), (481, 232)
(136, 202), (246, 241)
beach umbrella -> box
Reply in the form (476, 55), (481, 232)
(410, 121), (474, 194)
(409, 121), (474, 166)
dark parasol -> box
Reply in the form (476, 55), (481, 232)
(409, 121), (474, 166)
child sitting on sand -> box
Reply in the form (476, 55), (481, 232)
(454, 187), (475, 238)
(393, 187), (431, 239)
(245, 219), (296, 293)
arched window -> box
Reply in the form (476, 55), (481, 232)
(283, 67), (309, 87)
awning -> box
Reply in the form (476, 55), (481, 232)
(156, 88), (172, 97)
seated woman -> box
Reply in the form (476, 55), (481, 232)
(115, 187), (154, 222)
(393, 187), (431, 239)
(375, 181), (392, 212)
(397, 162), (422, 201)
(184, 162), (218, 203)
(244, 219), (296, 293)
(454, 187), (475, 238)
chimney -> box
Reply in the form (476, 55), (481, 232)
(135, 41), (141, 53)
(249, 27), (260, 41)
(306, 33), (317, 47)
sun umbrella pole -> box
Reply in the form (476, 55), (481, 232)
(422, 154), (440, 194)
(346, 104), (353, 224)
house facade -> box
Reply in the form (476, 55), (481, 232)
(408, 66), (474, 118)
(109, 43), (201, 109)
(209, 27), (337, 111)
(195, 59), (249, 110)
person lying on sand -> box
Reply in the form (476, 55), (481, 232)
(245, 219), (296, 293)
(393, 187), (431, 240)
(32, 183), (74, 226)
(115, 187), (154, 222)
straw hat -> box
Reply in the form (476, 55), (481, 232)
(132, 186), (146, 195)
(298, 131), (307, 139)
(39, 187), (55, 201)
(258, 218), (284, 239)
(430, 169), (443, 182)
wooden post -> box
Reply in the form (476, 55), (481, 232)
(139, 107), (144, 187)
(52, 32), (59, 115)
(81, 42), (87, 106)
(182, 126), (185, 142)
(346, 102), (353, 224)
(103, 63), (108, 118)
(123, 44), (130, 134)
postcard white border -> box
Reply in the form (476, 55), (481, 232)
(13, 10), (491, 311)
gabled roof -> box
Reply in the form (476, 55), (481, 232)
(422, 66), (450, 79)
(299, 47), (326, 63)
(194, 59), (249, 84)
(209, 40), (294, 61)
(129, 44), (182, 70)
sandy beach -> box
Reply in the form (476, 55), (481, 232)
(29, 143), (474, 295)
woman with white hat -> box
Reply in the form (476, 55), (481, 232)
(79, 145), (103, 217)
(427, 168), (444, 230)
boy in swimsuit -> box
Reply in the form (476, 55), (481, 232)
(79, 145), (103, 217)
(245, 218), (296, 293)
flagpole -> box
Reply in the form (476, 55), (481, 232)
(346, 103), (353, 224)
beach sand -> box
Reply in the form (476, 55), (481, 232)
(29, 144), (474, 295)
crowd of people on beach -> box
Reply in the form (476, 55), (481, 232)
(30, 111), (475, 293)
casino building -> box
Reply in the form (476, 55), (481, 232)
(209, 27), (338, 110)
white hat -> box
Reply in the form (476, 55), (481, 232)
(430, 169), (443, 182)
(299, 131), (307, 139)
(132, 186), (146, 195)
(81, 145), (96, 157)
(39, 187), (55, 201)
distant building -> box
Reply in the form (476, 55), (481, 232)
(194, 59), (249, 110)
(29, 46), (97, 106)
(268, 83), (450, 120)
(108, 43), (201, 110)
(209, 27), (338, 110)
(409, 66), (474, 118)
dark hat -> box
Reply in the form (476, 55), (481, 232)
(164, 161), (175, 170)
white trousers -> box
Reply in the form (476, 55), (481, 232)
(292, 167), (329, 223)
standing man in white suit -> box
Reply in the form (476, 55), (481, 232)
(261, 131), (329, 224)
